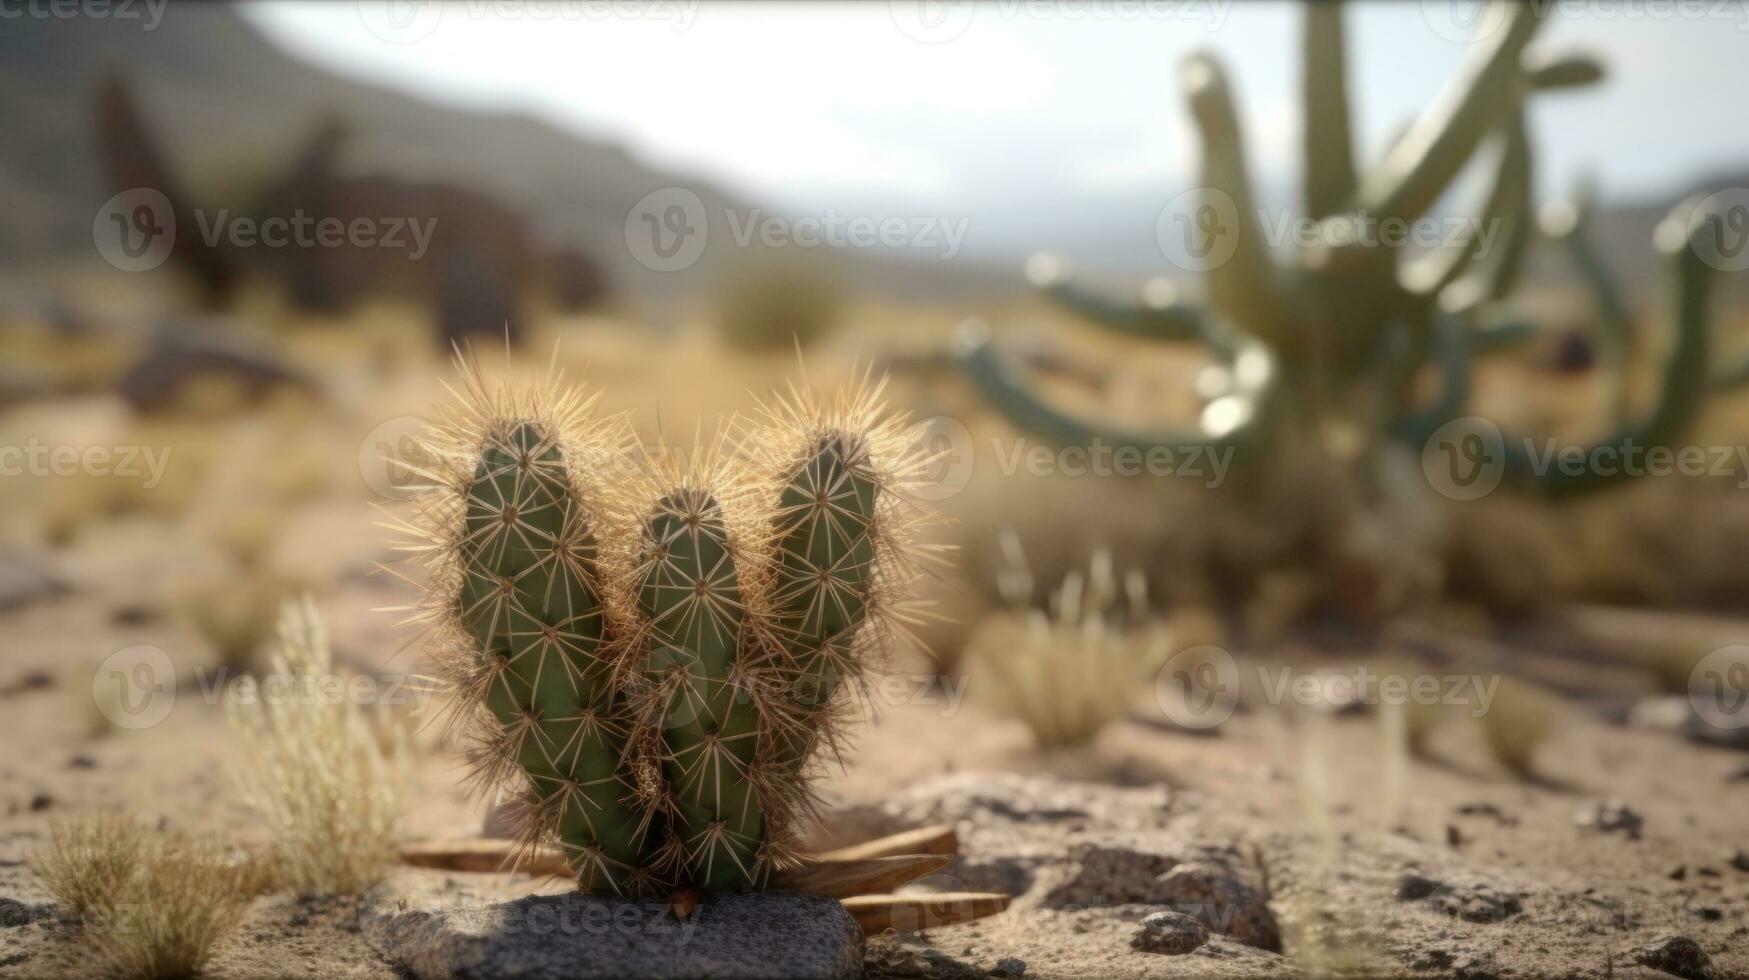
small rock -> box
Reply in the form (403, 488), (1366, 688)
(1727, 850), (1749, 873)
(1632, 935), (1713, 980)
(989, 956), (1026, 976)
(367, 890), (862, 979)
(1693, 906), (1723, 922)
(1696, 866), (1721, 878)
(0, 898), (54, 928)
(1670, 865), (1689, 881)
(1153, 862), (1280, 952)
(28, 793), (51, 812)
(1454, 803), (1516, 826)
(1425, 874), (1522, 924)
(1574, 798), (1643, 839)
(1727, 766), (1749, 783)
(1130, 910), (1207, 955)
(1396, 872), (1441, 901)
(67, 755), (96, 770)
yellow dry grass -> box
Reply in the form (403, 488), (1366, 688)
(224, 596), (408, 895)
(31, 814), (249, 979)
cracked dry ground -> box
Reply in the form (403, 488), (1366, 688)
(1, 552), (1747, 978)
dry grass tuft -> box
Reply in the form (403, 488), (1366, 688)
(225, 596), (407, 895)
(31, 814), (249, 979)
(968, 532), (1167, 747)
(1478, 676), (1560, 779)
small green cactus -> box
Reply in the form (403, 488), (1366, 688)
(400, 365), (930, 895)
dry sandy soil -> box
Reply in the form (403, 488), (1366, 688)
(1, 498), (1746, 979)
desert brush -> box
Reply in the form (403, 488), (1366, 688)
(392, 357), (936, 895)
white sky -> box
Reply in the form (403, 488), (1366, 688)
(243, 1), (1749, 266)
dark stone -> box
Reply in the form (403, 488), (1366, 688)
(1632, 935), (1713, 980)
(1574, 798), (1643, 839)
(1153, 862), (1280, 952)
(0, 898), (54, 928)
(366, 890), (863, 980)
(1130, 910), (1207, 955)
(989, 955), (1026, 976)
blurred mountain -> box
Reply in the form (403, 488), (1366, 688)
(0, 4), (1018, 304)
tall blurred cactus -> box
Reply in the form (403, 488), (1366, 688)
(399, 363), (930, 895)
(957, 0), (1730, 500)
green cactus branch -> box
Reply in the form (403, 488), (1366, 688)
(1497, 201), (1716, 499)
(955, 321), (1266, 456)
(1302, 0), (1357, 220)
(1027, 260), (1239, 356)
(1182, 52), (1300, 350)
(1354, 0), (1542, 226)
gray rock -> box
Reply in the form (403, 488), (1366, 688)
(1154, 862), (1280, 952)
(989, 955), (1026, 976)
(367, 890), (862, 979)
(1632, 935), (1713, 980)
(1423, 874), (1521, 924)
(1573, 798), (1643, 839)
(1130, 910), (1207, 955)
(0, 898), (54, 928)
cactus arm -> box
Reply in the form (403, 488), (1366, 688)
(1525, 51), (1606, 91)
(458, 422), (647, 893)
(1355, 0), (1542, 226)
(1544, 185), (1636, 415)
(954, 322), (1263, 455)
(1028, 259), (1240, 357)
(637, 490), (765, 890)
(1302, 0), (1358, 219)
(1470, 309), (1539, 352)
(1714, 355), (1749, 392)
(1390, 313), (1474, 448)
(1438, 108), (1534, 313)
(768, 433), (879, 767)
(1181, 52), (1299, 348)
(1499, 201), (1715, 499)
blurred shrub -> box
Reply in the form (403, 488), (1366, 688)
(714, 248), (843, 351)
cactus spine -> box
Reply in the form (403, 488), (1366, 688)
(402, 364), (928, 895)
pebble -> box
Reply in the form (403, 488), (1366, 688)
(1130, 910), (1208, 955)
(1632, 935), (1713, 980)
(989, 956), (1026, 977)
(1574, 798), (1643, 839)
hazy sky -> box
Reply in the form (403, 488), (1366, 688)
(244, 1), (1749, 268)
